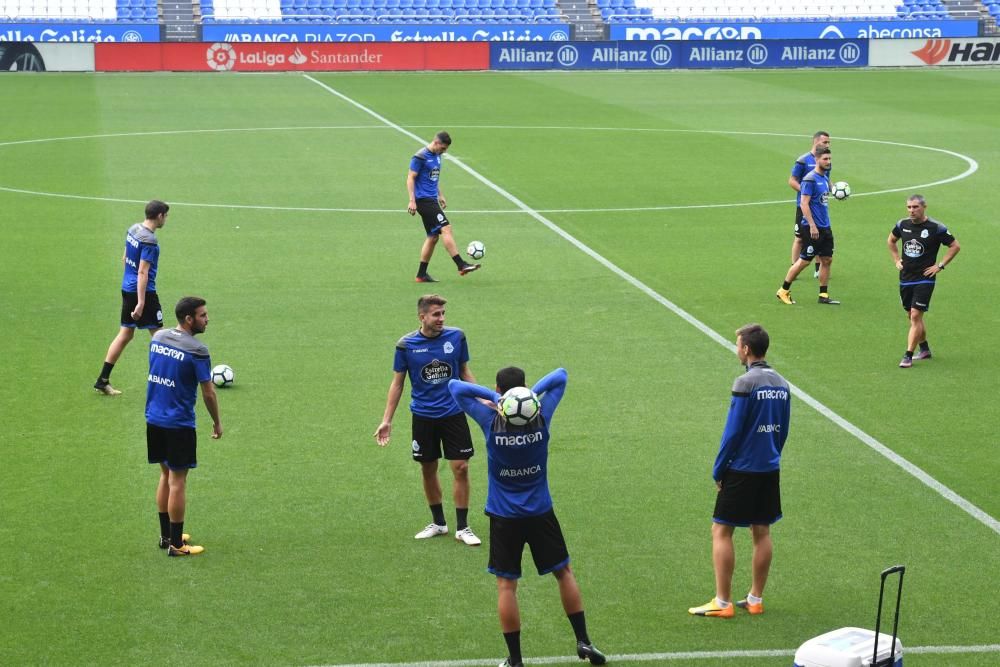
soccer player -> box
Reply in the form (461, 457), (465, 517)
(94, 200), (170, 396)
(374, 294), (482, 546)
(407, 131), (481, 283)
(776, 147), (840, 305)
(788, 131), (830, 278)
(448, 367), (607, 667)
(146, 296), (222, 557)
(887, 194), (961, 368)
(689, 324), (790, 618)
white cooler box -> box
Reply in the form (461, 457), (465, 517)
(793, 626), (903, 667)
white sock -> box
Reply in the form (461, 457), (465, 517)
(747, 593), (762, 605)
(715, 597), (731, 608)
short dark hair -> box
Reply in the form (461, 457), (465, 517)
(907, 194), (926, 206)
(496, 367), (526, 394)
(736, 323), (769, 358)
(417, 294), (446, 313)
(146, 200), (169, 220)
(813, 131), (830, 141)
(175, 296), (206, 323)
(435, 131), (452, 146)
(815, 146), (831, 157)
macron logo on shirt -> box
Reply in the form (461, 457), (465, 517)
(151, 343), (185, 360)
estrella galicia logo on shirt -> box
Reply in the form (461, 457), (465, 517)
(904, 239), (924, 258)
(443, 342), (454, 354)
(421, 359), (453, 384)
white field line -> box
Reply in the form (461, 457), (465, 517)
(0, 127), (976, 214)
(314, 643), (1000, 667)
(304, 73), (1000, 538)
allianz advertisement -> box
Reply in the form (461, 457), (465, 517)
(0, 23), (159, 42)
(611, 19), (978, 41)
(202, 23), (570, 42)
(489, 39), (867, 70)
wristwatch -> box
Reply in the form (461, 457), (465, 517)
(937, 262), (945, 270)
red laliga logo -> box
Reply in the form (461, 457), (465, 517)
(206, 42), (236, 71)
(911, 39), (951, 65)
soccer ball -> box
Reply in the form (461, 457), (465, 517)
(211, 364), (234, 388)
(467, 240), (485, 261)
(499, 386), (540, 426)
(832, 181), (851, 200)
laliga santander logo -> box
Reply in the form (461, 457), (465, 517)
(207, 42), (236, 71)
(912, 39), (951, 65)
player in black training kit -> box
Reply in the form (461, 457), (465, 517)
(887, 194), (960, 368)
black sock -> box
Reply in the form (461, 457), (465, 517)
(158, 512), (170, 539)
(820, 285), (829, 294)
(782, 281), (792, 291)
(904, 350), (913, 359)
(451, 254), (465, 268)
(815, 262), (820, 271)
(417, 261), (429, 277)
(430, 503), (446, 526)
(98, 362), (114, 383)
(568, 610), (590, 644)
(919, 341), (930, 352)
(456, 507), (468, 531)
(503, 630), (522, 666)
(170, 521), (185, 548)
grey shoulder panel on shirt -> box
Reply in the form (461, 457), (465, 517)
(130, 223), (158, 245)
(153, 328), (209, 357)
(396, 329), (420, 350)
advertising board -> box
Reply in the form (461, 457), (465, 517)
(611, 19), (978, 41)
(0, 23), (159, 42)
(869, 37), (1000, 67)
(201, 23), (570, 43)
(0, 41), (95, 70)
(489, 39), (867, 70)
(94, 41), (488, 71)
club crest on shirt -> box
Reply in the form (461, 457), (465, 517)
(443, 342), (454, 354)
(921, 229), (929, 238)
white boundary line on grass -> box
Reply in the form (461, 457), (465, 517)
(0, 127), (976, 214)
(304, 73), (1000, 539)
(315, 643), (1000, 667)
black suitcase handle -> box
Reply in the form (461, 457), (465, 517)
(873, 565), (905, 667)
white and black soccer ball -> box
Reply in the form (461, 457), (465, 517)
(211, 364), (234, 388)
(467, 240), (485, 261)
(832, 181), (851, 201)
(499, 386), (540, 426)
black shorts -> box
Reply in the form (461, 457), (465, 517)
(488, 509), (570, 579)
(900, 283), (935, 312)
(415, 198), (450, 237)
(713, 470), (782, 527)
(793, 206), (804, 239)
(411, 412), (473, 462)
(147, 423), (198, 470)
(798, 226), (834, 260)
(121, 290), (164, 329)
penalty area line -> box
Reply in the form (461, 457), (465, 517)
(302, 74), (1000, 539)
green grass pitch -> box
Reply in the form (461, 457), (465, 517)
(0, 68), (998, 666)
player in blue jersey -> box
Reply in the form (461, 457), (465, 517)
(374, 294), (482, 546)
(887, 195), (961, 368)
(146, 296), (222, 557)
(448, 367), (607, 667)
(407, 131), (481, 283)
(94, 200), (170, 396)
(690, 324), (790, 618)
(788, 131), (830, 278)
(776, 147), (841, 305)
